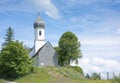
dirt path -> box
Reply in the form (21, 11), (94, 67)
(6, 81), (17, 83)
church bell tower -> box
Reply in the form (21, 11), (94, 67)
(34, 15), (45, 53)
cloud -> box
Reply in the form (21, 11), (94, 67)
(71, 57), (120, 79)
(78, 36), (120, 60)
(67, 9), (120, 61)
(0, 0), (60, 19)
(67, 0), (120, 5)
(27, 0), (60, 19)
(80, 37), (120, 46)
(68, 10), (120, 35)
(81, 57), (120, 73)
(116, 28), (120, 35)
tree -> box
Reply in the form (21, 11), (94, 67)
(85, 73), (91, 79)
(0, 41), (33, 78)
(2, 27), (14, 47)
(57, 31), (82, 66)
(91, 73), (101, 80)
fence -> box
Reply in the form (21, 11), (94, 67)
(84, 72), (120, 80)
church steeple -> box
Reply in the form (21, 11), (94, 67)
(34, 14), (46, 53)
(34, 15), (45, 28)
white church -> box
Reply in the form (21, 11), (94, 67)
(29, 15), (58, 67)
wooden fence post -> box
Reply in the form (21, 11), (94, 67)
(107, 72), (109, 80)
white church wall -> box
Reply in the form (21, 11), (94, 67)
(34, 40), (45, 53)
(38, 29), (45, 40)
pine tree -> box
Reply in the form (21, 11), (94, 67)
(2, 27), (14, 47)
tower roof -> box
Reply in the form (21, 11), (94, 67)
(34, 15), (45, 28)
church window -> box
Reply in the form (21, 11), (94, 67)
(39, 31), (41, 36)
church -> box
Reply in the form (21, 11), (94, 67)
(29, 15), (58, 67)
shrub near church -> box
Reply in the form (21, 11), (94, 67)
(0, 27), (33, 78)
(0, 41), (33, 78)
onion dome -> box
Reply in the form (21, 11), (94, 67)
(34, 15), (45, 28)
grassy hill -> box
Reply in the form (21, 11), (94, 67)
(0, 66), (111, 83)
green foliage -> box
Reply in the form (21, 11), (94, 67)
(58, 31), (82, 66)
(111, 76), (120, 83)
(91, 73), (101, 80)
(85, 73), (91, 79)
(2, 27), (14, 47)
(0, 41), (33, 78)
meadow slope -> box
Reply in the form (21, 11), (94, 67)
(0, 67), (111, 83)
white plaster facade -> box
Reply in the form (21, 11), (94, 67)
(34, 40), (45, 53)
(34, 27), (45, 40)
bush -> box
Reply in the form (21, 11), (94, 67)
(91, 73), (101, 80)
(112, 76), (120, 83)
(85, 73), (91, 79)
(0, 41), (33, 79)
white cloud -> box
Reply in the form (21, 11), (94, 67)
(80, 37), (120, 46)
(71, 57), (120, 79)
(0, 0), (60, 19)
(68, 0), (120, 5)
(69, 13), (120, 33)
(116, 28), (120, 35)
(78, 36), (120, 58)
(80, 57), (120, 73)
(68, 10), (120, 62)
(27, 0), (60, 19)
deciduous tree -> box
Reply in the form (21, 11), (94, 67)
(92, 73), (101, 80)
(57, 31), (82, 66)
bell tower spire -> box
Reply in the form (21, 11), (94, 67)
(34, 14), (45, 53)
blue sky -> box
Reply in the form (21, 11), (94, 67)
(0, 0), (120, 78)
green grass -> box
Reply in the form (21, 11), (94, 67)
(0, 79), (6, 83)
(0, 67), (112, 83)
(16, 68), (51, 83)
(73, 80), (111, 83)
(49, 78), (111, 83)
(58, 67), (84, 79)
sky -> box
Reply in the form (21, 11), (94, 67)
(0, 0), (120, 78)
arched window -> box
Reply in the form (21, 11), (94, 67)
(39, 31), (41, 36)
